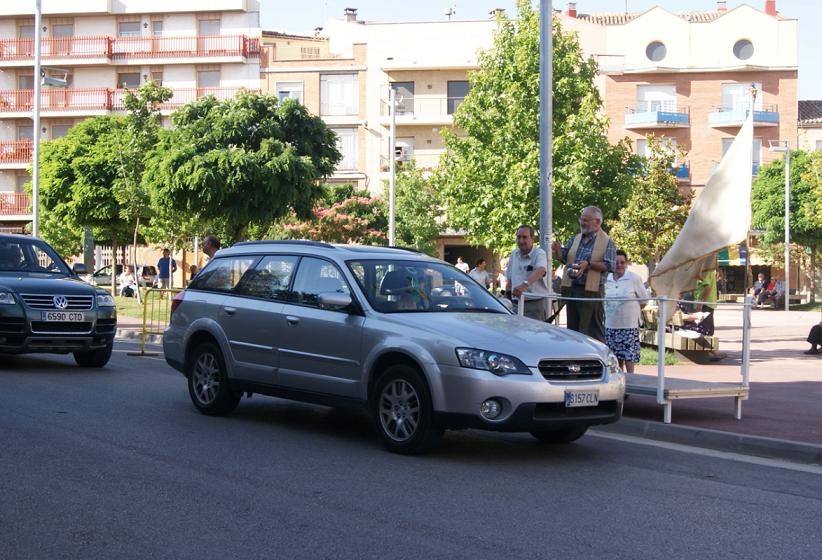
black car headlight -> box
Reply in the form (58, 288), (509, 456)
(456, 348), (532, 376)
(0, 291), (15, 305)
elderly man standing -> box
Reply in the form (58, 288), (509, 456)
(506, 225), (550, 321)
(202, 235), (221, 259)
(552, 206), (616, 343)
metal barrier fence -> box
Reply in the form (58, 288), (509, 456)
(138, 287), (182, 355)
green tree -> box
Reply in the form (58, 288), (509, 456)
(435, 1), (639, 254)
(389, 161), (443, 255)
(752, 149), (822, 300)
(271, 184), (388, 244)
(38, 116), (132, 276)
(609, 135), (691, 267)
(143, 93), (341, 244)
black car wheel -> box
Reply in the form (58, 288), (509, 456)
(73, 341), (113, 368)
(187, 341), (240, 416)
(530, 426), (588, 444)
(371, 364), (442, 454)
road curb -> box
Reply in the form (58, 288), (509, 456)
(115, 328), (162, 345)
(593, 417), (822, 466)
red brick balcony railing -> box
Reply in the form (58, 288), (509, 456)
(0, 34), (260, 62)
(0, 191), (30, 216)
(0, 87), (259, 114)
(0, 140), (32, 164)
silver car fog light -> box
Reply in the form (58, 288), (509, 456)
(480, 399), (503, 419)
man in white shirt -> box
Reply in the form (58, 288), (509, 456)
(506, 225), (549, 321)
(455, 256), (470, 273)
(468, 258), (491, 289)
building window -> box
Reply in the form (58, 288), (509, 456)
(721, 82), (762, 111)
(117, 72), (141, 88)
(51, 124), (72, 138)
(332, 128), (358, 170)
(447, 80), (469, 114)
(391, 82), (415, 116)
(733, 39), (754, 61)
(645, 41), (667, 62)
(636, 84), (676, 112)
(17, 125), (33, 142)
(152, 21), (163, 36)
(118, 21), (141, 38)
(723, 138), (761, 174)
(198, 69), (220, 88)
(198, 19), (220, 36)
(816, 140), (822, 151)
(150, 70), (163, 84)
(275, 81), (303, 104)
(17, 74), (34, 89)
(16, 173), (30, 191)
(320, 74), (358, 116)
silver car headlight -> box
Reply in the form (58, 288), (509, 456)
(96, 293), (115, 307)
(0, 291), (15, 305)
(456, 348), (531, 376)
(605, 351), (621, 375)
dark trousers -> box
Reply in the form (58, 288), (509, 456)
(809, 324), (822, 347)
(565, 285), (605, 343)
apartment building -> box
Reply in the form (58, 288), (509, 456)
(264, 2), (798, 282)
(0, 0), (261, 233)
(798, 100), (822, 151)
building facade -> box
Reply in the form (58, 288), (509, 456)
(0, 0), (261, 233)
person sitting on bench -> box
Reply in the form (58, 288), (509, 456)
(805, 316), (822, 355)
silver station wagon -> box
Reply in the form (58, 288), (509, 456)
(163, 241), (624, 454)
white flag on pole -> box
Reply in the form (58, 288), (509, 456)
(650, 109), (754, 320)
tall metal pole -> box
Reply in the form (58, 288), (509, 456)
(539, 1), (553, 269)
(32, 0), (42, 237)
(388, 87), (396, 246)
(783, 145), (790, 311)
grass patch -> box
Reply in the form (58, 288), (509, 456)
(114, 293), (174, 325)
(638, 346), (678, 366)
(115, 295), (144, 319)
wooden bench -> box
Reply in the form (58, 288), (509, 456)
(640, 308), (719, 352)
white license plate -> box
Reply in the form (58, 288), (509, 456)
(40, 311), (85, 322)
(564, 389), (599, 408)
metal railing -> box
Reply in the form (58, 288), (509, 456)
(0, 34), (260, 62)
(0, 191), (30, 215)
(138, 287), (182, 355)
(0, 140), (33, 164)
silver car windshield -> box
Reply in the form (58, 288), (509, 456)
(347, 259), (509, 314)
(0, 239), (70, 274)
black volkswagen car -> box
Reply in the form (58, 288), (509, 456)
(0, 234), (117, 367)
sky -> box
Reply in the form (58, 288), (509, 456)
(261, 0), (821, 99)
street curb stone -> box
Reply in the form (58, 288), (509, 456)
(593, 417), (822, 466)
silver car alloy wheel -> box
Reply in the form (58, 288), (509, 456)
(192, 351), (221, 406)
(378, 379), (421, 442)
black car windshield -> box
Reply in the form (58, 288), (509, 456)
(0, 238), (71, 274)
(347, 258), (509, 314)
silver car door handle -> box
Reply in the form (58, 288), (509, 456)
(223, 306), (236, 315)
(286, 315), (300, 326)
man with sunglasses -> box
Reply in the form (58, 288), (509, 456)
(506, 225), (549, 321)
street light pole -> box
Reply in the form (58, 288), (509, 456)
(388, 87), (396, 246)
(768, 140), (790, 311)
(32, 0), (42, 237)
(782, 146), (790, 312)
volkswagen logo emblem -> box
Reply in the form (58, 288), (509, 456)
(53, 295), (68, 309)
(567, 363), (581, 374)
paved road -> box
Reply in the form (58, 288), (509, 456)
(2, 339), (822, 559)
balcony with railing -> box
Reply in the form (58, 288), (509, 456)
(0, 87), (257, 116)
(0, 191), (30, 218)
(0, 140), (32, 166)
(0, 34), (260, 66)
(708, 104), (779, 128)
(669, 161), (690, 182)
(379, 94), (465, 126)
(624, 101), (689, 129)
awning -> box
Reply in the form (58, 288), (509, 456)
(717, 245), (771, 266)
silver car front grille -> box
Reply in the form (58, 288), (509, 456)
(538, 359), (603, 381)
(20, 294), (94, 310)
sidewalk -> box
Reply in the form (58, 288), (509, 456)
(596, 303), (822, 463)
(115, 304), (822, 461)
